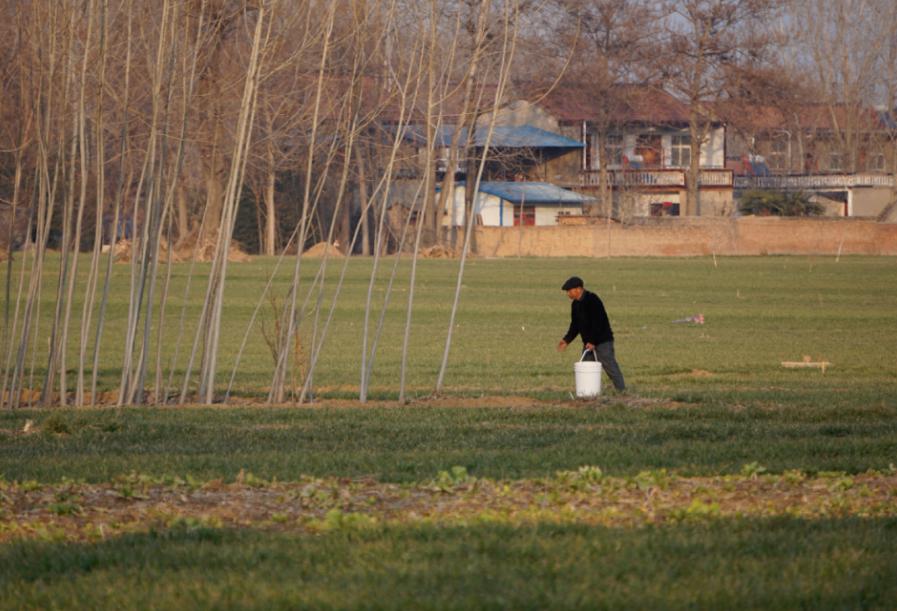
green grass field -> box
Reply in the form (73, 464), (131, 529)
(6, 254), (897, 400)
(2, 255), (897, 609)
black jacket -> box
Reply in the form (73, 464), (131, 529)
(563, 290), (614, 346)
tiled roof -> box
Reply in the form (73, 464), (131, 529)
(715, 101), (890, 132)
(521, 83), (691, 124)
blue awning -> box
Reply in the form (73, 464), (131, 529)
(403, 124), (583, 149)
(476, 182), (594, 205)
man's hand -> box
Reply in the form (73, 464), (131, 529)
(584, 342), (595, 351)
(556, 339), (568, 352)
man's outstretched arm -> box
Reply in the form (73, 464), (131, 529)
(558, 313), (578, 351)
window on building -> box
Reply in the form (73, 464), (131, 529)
(670, 134), (691, 167)
(604, 134), (623, 167)
(513, 207), (535, 226)
(868, 152), (886, 172)
(650, 202), (680, 217)
(829, 151), (844, 172)
(635, 134), (662, 166)
(768, 138), (788, 171)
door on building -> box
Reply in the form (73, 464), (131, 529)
(514, 207), (536, 226)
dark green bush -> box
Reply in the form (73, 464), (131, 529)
(738, 190), (824, 216)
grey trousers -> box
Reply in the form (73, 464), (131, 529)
(582, 342), (626, 391)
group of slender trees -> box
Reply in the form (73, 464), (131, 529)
(2, 0), (897, 407)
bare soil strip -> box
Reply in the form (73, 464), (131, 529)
(3, 471), (895, 542)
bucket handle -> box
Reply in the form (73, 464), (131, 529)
(579, 349), (598, 362)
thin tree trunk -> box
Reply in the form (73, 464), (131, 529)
(267, 1), (337, 404)
(263, 107), (278, 256)
(176, 182), (189, 244)
(356, 143), (371, 256)
(91, 0), (134, 404)
(197, 3), (269, 404)
(77, 0), (106, 406)
(437, 0), (518, 393)
(359, 22), (423, 402)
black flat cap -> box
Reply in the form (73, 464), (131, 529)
(561, 276), (583, 290)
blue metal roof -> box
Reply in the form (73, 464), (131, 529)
(476, 182), (594, 205)
(404, 124), (583, 149)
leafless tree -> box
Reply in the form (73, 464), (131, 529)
(556, 0), (660, 217)
(663, 0), (776, 215)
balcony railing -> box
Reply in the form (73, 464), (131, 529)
(580, 168), (733, 188)
(734, 173), (895, 190)
(698, 169), (734, 186)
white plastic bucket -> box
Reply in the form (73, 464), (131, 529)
(574, 350), (602, 398)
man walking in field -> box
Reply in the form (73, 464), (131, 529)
(557, 276), (626, 392)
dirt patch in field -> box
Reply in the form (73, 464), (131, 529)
(248, 423), (294, 431)
(223, 392), (563, 410)
(665, 369), (716, 380)
(410, 395), (550, 409)
(3, 471), (895, 543)
(6, 389), (678, 411)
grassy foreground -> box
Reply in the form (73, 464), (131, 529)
(2, 255), (897, 608)
(4, 519), (897, 610)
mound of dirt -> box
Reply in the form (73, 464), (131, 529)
(225, 243), (252, 262)
(302, 241), (345, 258)
(419, 244), (457, 259)
(113, 238), (251, 264)
(114, 239), (186, 263)
(111, 239), (137, 262)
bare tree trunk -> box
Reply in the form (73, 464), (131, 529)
(267, 1), (337, 404)
(687, 117), (702, 217)
(43, 4), (83, 405)
(196, 3), (269, 404)
(91, 0), (134, 401)
(437, 0), (519, 392)
(263, 108), (278, 256)
(355, 142), (371, 256)
(176, 182), (189, 244)
(77, 0), (108, 406)
(596, 131), (611, 218)
(359, 39), (423, 402)
(202, 97), (225, 248)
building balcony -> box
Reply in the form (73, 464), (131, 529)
(734, 173), (895, 190)
(580, 168), (733, 189)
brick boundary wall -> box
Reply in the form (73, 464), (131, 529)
(473, 218), (897, 257)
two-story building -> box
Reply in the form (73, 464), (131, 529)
(720, 102), (897, 218)
(530, 84), (734, 217)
